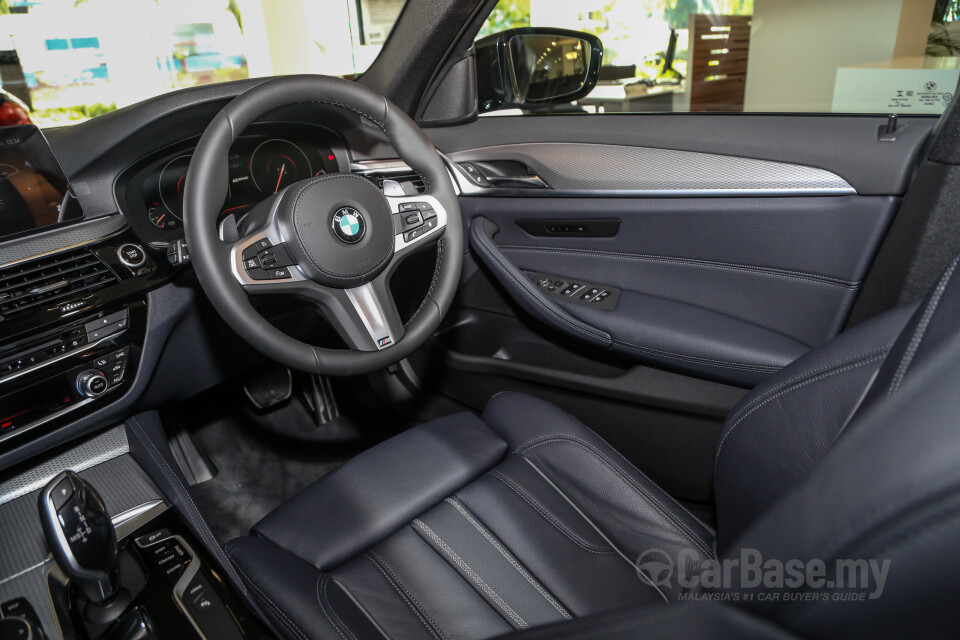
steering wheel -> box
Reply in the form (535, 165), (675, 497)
(183, 76), (463, 376)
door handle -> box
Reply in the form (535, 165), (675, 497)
(485, 174), (549, 189)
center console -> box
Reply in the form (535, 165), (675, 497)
(0, 239), (162, 453)
(0, 426), (269, 640)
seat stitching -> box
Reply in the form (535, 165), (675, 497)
(516, 432), (715, 543)
(489, 470), (615, 554)
(887, 257), (960, 397)
(127, 417), (246, 590)
(516, 424), (715, 537)
(517, 437), (713, 557)
(315, 575), (351, 640)
(611, 338), (780, 372)
(499, 245), (860, 289)
(365, 552), (446, 640)
(445, 497), (573, 620)
(230, 556), (310, 640)
(412, 519), (528, 628)
(722, 345), (893, 430)
(540, 421), (717, 537)
(470, 221), (608, 343)
(519, 457), (670, 603)
(714, 353), (887, 474)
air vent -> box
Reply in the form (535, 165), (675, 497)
(0, 249), (118, 320)
(367, 172), (426, 194)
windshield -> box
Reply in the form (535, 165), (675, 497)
(0, 0), (407, 127)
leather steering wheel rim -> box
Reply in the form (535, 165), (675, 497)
(183, 75), (463, 376)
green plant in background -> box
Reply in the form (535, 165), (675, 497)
(31, 102), (117, 126)
(929, 0), (960, 56)
(663, 0), (700, 29)
(664, 0), (753, 28)
(933, 0), (960, 23)
(477, 0), (530, 39)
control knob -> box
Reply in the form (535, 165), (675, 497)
(76, 370), (108, 398)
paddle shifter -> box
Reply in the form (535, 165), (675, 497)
(39, 470), (130, 623)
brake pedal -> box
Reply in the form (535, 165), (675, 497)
(302, 374), (340, 425)
(241, 365), (293, 410)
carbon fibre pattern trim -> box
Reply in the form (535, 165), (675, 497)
(0, 215), (127, 268)
(449, 143), (855, 194)
(0, 425), (128, 507)
(0, 559), (56, 638)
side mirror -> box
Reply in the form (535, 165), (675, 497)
(476, 28), (603, 113)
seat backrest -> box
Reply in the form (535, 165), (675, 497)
(712, 292), (920, 549)
(711, 257), (960, 638)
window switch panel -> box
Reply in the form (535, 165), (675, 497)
(530, 272), (619, 310)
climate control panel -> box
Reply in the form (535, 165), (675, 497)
(0, 306), (138, 447)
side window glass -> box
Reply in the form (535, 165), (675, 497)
(476, 0), (960, 116)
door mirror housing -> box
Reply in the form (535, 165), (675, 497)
(476, 28), (603, 113)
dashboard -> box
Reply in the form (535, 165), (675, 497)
(0, 93), (431, 472)
(116, 122), (350, 246)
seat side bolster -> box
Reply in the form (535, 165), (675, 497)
(252, 412), (508, 571)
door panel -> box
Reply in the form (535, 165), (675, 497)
(418, 113), (930, 506)
(429, 114), (933, 195)
(450, 142), (856, 194)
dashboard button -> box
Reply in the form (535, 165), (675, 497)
(117, 244), (146, 268)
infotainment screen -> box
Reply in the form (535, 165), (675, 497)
(0, 124), (83, 241)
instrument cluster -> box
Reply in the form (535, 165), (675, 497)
(118, 122), (347, 245)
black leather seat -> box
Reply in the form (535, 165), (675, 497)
(226, 258), (960, 640)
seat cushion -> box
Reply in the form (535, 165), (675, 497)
(226, 392), (715, 640)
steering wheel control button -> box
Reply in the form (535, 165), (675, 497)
(242, 239), (272, 261)
(257, 244), (295, 268)
(117, 243), (146, 268)
(76, 370), (108, 397)
(398, 202), (419, 212)
(403, 227), (426, 243)
(246, 267), (291, 281)
(402, 212), (423, 231)
(421, 207), (437, 220)
(332, 207), (366, 244)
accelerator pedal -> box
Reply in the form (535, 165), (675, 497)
(301, 374), (340, 426)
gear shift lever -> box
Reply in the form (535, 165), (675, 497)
(39, 470), (129, 622)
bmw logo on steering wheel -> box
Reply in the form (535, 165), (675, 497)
(332, 207), (366, 244)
